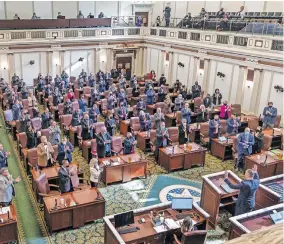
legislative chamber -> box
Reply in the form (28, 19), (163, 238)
(0, 1), (282, 244)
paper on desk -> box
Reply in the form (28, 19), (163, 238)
(102, 160), (110, 166)
(176, 219), (197, 226)
(0, 206), (10, 214)
(154, 225), (168, 233)
(112, 162), (120, 166)
(165, 218), (180, 229)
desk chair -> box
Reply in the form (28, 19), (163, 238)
(60, 114), (72, 135)
(155, 102), (166, 113)
(3, 109), (13, 133)
(182, 230), (207, 244)
(69, 165), (90, 190)
(232, 135), (239, 166)
(274, 115), (281, 128)
(72, 100), (79, 111)
(31, 117), (42, 132)
(22, 99), (29, 110)
(130, 117), (140, 136)
(101, 98), (108, 117)
(220, 119), (227, 135)
(82, 139), (96, 161)
(76, 125), (83, 149)
(248, 117), (259, 131)
(168, 127), (179, 146)
(18, 132), (27, 158)
(26, 148), (38, 175)
(231, 104), (241, 116)
(40, 128), (51, 141)
(111, 136), (124, 155)
(94, 122), (106, 135)
(200, 122), (209, 147)
(150, 115), (155, 129)
(176, 111), (182, 127)
(263, 134), (272, 151)
(194, 97), (202, 112)
(149, 129), (157, 152)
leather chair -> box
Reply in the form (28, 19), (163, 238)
(72, 101), (79, 111)
(149, 129), (157, 152)
(31, 118), (42, 132)
(28, 107), (34, 119)
(181, 230), (207, 244)
(220, 119), (227, 135)
(63, 95), (68, 102)
(150, 115), (155, 129)
(26, 148), (38, 174)
(35, 173), (60, 202)
(132, 105), (137, 117)
(200, 122), (210, 146)
(22, 99), (29, 110)
(155, 102), (165, 113)
(248, 117), (259, 131)
(60, 114), (72, 135)
(275, 115), (281, 128)
(69, 165), (90, 190)
(52, 145), (59, 163)
(194, 97), (202, 112)
(94, 122), (106, 135)
(76, 125), (83, 149)
(57, 103), (64, 117)
(168, 127), (179, 145)
(231, 104), (241, 116)
(232, 135), (238, 166)
(40, 128), (51, 141)
(263, 134), (272, 151)
(18, 132), (27, 158)
(140, 87), (145, 95)
(126, 88), (132, 98)
(101, 99), (108, 116)
(130, 117), (140, 136)
(111, 136), (124, 155)
(140, 94), (147, 102)
(4, 109), (14, 133)
(176, 111), (182, 127)
(82, 139), (97, 161)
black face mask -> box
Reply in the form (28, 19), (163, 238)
(269, 105), (272, 108)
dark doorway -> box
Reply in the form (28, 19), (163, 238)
(135, 12), (148, 27)
(116, 56), (132, 80)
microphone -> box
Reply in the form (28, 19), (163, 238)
(263, 155), (268, 166)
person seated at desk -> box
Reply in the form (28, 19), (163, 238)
(146, 86), (155, 105)
(173, 79), (182, 93)
(81, 113), (94, 140)
(58, 160), (76, 193)
(236, 127), (255, 171)
(26, 125), (37, 149)
(67, 89), (75, 102)
(98, 12), (105, 18)
(78, 94), (88, 113)
(208, 115), (222, 153)
(226, 114), (240, 135)
(212, 88), (222, 107)
(159, 74), (167, 86)
(139, 111), (151, 132)
(262, 102), (277, 129)
(49, 121), (61, 145)
(31, 13), (39, 19)
(37, 136), (54, 169)
(96, 127), (112, 158)
(87, 13), (94, 18)
(154, 107), (165, 129)
(132, 80), (140, 97)
(220, 101), (231, 119)
(224, 165), (259, 215)
(174, 94), (184, 112)
(105, 113), (116, 136)
(216, 8), (225, 18)
(77, 10), (84, 19)
(12, 99), (22, 121)
(164, 95), (173, 114)
(158, 85), (167, 102)
(155, 122), (169, 161)
(124, 132), (137, 154)
(57, 137), (74, 165)
(71, 109), (81, 127)
(13, 14), (20, 20)
(136, 98), (146, 116)
(107, 92), (116, 111)
(192, 81), (201, 99)
(179, 119), (191, 145)
(89, 153), (101, 187)
(203, 93), (212, 109)
(117, 102), (129, 121)
(172, 217), (197, 244)
(0, 144), (10, 169)
(181, 102), (192, 125)
(252, 126), (264, 154)
(89, 104), (100, 123)
(0, 167), (21, 207)
(196, 104), (208, 123)
(64, 99), (73, 115)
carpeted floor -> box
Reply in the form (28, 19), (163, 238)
(1, 111), (242, 244)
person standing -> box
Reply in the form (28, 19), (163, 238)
(220, 101), (231, 119)
(58, 160), (75, 193)
(192, 81), (201, 99)
(226, 114), (240, 135)
(124, 132), (137, 154)
(37, 136), (54, 168)
(105, 113), (116, 136)
(96, 127), (112, 158)
(203, 94), (212, 109)
(208, 115), (222, 152)
(57, 137), (74, 165)
(154, 108), (165, 129)
(224, 165), (259, 215)
(0, 168), (21, 206)
(89, 153), (101, 187)
(41, 108), (53, 129)
(262, 102), (277, 129)
(252, 126), (264, 154)
(237, 127), (255, 171)
(178, 119), (191, 145)
(49, 121), (61, 145)
(212, 88), (222, 107)
(181, 102), (192, 125)
(155, 122), (169, 161)
(81, 113), (93, 140)
(0, 144), (9, 169)
(12, 100), (22, 121)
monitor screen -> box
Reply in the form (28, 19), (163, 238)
(171, 197), (193, 210)
(114, 211), (134, 228)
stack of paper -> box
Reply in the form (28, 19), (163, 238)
(165, 218), (180, 229)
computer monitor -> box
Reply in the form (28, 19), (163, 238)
(114, 211), (134, 228)
(171, 197), (193, 211)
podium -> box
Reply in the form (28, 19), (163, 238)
(200, 170), (242, 228)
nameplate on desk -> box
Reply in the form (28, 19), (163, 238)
(165, 218), (180, 229)
(218, 137), (227, 143)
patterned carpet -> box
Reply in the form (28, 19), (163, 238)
(2, 109), (243, 244)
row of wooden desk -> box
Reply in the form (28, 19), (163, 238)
(0, 205), (18, 244)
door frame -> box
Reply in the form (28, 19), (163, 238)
(114, 53), (135, 75)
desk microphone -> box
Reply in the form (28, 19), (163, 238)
(263, 155), (268, 166)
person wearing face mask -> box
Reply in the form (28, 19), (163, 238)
(98, 77), (106, 93)
(117, 102), (128, 121)
(158, 85), (167, 102)
(19, 110), (31, 133)
(81, 113), (94, 140)
(192, 81), (201, 99)
(129, 74), (136, 88)
(0, 144), (10, 169)
(173, 79), (182, 93)
(159, 74), (167, 86)
(203, 94), (212, 109)
(88, 72), (95, 87)
(41, 108), (53, 129)
(90, 87), (100, 107)
(58, 160), (76, 193)
(139, 111), (151, 132)
(220, 101), (231, 119)
(71, 109), (81, 127)
(164, 95), (173, 114)
(107, 92), (116, 111)
(96, 127), (112, 158)
(63, 99), (73, 115)
(37, 136), (54, 168)
(136, 98), (146, 116)
(89, 153), (102, 187)
(26, 125), (37, 149)
(53, 87), (62, 107)
(237, 127), (255, 171)
(154, 107), (165, 129)
(89, 104), (100, 123)
(262, 102), (277, 129)
(119, 74), (127, 91)
(174, 94), (184, 112)
(124, 132), (137, 154)
(57, 137), (74, 165)
(226, 114), (240, 135)
(252, 126), (264, 154)
(196, 104), (208, 123)
(12, 99), (22, 121)
(105, 113), (116, 136)
(208, 115), (222, 153)
(155, 122), (169, 161)
(132, 80), (140, 97)
(146, 86), (155, 105)
(178, 119), (191, 144)
(212, 88), (222, 107)
(78, 94), (88, 113)
(49, 121), (61, 145)
(145, 79), (153, 93)
(181, 102), (192, 125)
(117, 89), (128, 107)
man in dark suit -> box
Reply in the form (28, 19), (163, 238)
(159, 74), (167, 86)
(155, 122), (169, 161)
(178, 119), (190, 145)
(117, 102), (129, 121)
(224, 165), (259, 215)
(0, 144), (9, 169)
(262, 102), (277, 129)
(57, 137), (74, 165)
(96, 127), (112, 158)
(123, 132), (137, 154)
(192, 81), (201, 98)
(41, 108), (53, 129)
(208, 115), (222, 152)
(203, 94), (212, 108)
(58, 160), (75, 193)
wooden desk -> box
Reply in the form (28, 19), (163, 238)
(255, 174), (283, 209)
(244, 152), (282, 179)
(200, 171), (242, 228)
(104, 201), (210, 244)
(229, 203), (283, 240)
(136, 131), (151, 152)
(158, 144), (206, 172)
(98, 154), (147, 185)
(189, 125), (200, 144)
(263, 128), (283, 149)
(0, 204), (18, 244)
(119, 120), (130, 137)
(43, 188), (105, 233)
(69, 126), (78, 146)
(165, 113), (176, 127)
(211, 138), (233, 161)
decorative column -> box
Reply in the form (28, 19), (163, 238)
(106, 48), (112, 71)
(236, 65), (246, 104)
(95, 48), (100, 72)
(159, 50), (165, 77)
(59, 51), (65, 73)
(167, 51), (174, 86)
(189, 57), (199, 86)
(202, 58), (210, 94)
(143, 47), (148, 75)
(249, 68), (264, 113)
(7, 53), (14, 82)
(92, 49), (96, 73)
(47, 51), (53, 75)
